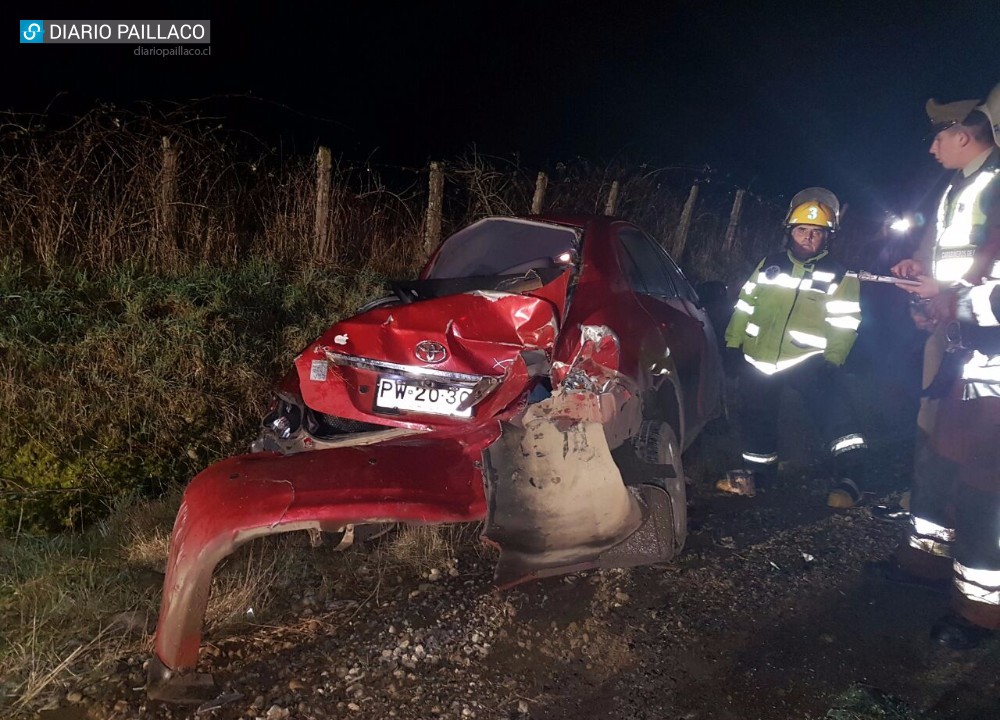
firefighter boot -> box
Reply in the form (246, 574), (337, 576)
(715, 469), (757, 497)
(930, 613), (994, 650)
(827, 478), (863, 509)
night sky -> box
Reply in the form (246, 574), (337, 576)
(8, 0), (1000, 219)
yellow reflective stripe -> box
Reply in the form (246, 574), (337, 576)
(812, 270), (836, 282)
(956, 561), (1000, 587)
(935, 256), (975, 282)
(912, 515), (956, 542)
(742, 281), (757, 294)
(826, 316), (860, 330)
(830, 433), (866, 454)
(757, 273), (802, 289)
(962, 352), (1000, 382)
(955, 579), (1000, 605)
(908, 535), (953, 557)
(745, 322), (760, 337)
(734, 299), (754, 314)
(789, 330), (828, 349)
(937, 171), (999, 257)
(825, 282), (840, 295)
(954, 559), (1000, 605)
(970, 283), (1000, 326)
(744, 350), (822, 375)
(742, 451), (778, 465)
(826, 300), (861, 314)
(908, 513), (956, 555)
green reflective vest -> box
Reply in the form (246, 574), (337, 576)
(724, 249), (861, 374)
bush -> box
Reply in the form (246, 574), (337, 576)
(0, 258), (387, 534)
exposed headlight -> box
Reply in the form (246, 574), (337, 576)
(261, 394), (302, 439)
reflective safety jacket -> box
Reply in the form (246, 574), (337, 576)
(956, 280), (1000, 400)
(725, 249), (861, 375)
(932, 148), (1000, 283)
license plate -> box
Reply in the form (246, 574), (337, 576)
(374, 378), (473, 417)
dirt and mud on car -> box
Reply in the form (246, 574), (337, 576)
(147, 214), (725, 702)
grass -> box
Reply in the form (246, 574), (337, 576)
(0, 258), (397, 533)
(0, 490), (488, 714)
(0, 492), (174, 711)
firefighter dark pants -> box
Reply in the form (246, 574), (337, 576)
(901, 393), (1000, 629)
(737, 355), (868, 484)
(896, 431), (958, 579)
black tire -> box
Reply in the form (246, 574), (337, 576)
(613, 420), (683, 491)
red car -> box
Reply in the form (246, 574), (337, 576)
(149, 214), (724, 699)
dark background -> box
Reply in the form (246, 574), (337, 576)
(6, 0), (999, 218)
(9, 1), (989, 450)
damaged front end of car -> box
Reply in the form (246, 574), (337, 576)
(148, 219), (687, 702)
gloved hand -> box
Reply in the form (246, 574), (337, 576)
(821, 357), (843, 373)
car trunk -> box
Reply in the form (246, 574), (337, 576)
(294, 271), (572, 429)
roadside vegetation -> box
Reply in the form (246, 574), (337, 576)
(0, 103), (797, 712)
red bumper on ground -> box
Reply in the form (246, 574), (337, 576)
(150, 429), (494, 697)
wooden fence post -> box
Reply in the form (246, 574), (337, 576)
(314, 146), (332, 258)
(604, 181), (620, 216)
(160, 137), (178, 251)
(721, 188), (746, 254)
(531, 171), (548, 214)
(424, 161), (445, 256)
(671, 183), (699, 259)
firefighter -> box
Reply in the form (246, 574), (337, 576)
(720, 187), (868, 507)
(880, 84), (1000, 648)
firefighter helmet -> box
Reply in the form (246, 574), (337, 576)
(784, 187), (841, 232)
(787, 201), (835, 229)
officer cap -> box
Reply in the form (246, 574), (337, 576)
(925, 96), (979, 132)
(975, 82), (1000, 148)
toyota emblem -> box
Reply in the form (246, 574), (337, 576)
(414, 340), (447, 364)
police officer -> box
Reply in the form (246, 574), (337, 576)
(882, 84), (1000, 648)
(720, 188), (868, 507)
(892, 87), (1000, 441)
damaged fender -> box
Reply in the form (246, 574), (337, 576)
(483, 325), (683, 586)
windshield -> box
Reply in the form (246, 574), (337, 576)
(425, 217), (579, 280)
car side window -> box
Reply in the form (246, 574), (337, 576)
(659, 247), (701, 304)
(618, 228), (678, 298)
(617, 236), (647, 293)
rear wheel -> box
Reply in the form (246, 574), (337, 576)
(614, 420), (682, 491)
(612, 420), (687, 557)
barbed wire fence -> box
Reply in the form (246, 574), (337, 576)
(0, 102), (872, 289)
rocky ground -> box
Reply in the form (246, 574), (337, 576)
(25, 388), (1000, 720)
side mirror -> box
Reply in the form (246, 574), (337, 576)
(695, 280), (728, 307)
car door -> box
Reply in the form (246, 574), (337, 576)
(616, 228), (716, 443)
(658, 246), (723, 431)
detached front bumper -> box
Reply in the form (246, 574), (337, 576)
(148, 427), (496, 701)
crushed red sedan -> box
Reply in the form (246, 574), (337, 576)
(148, 214), (724, 700)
